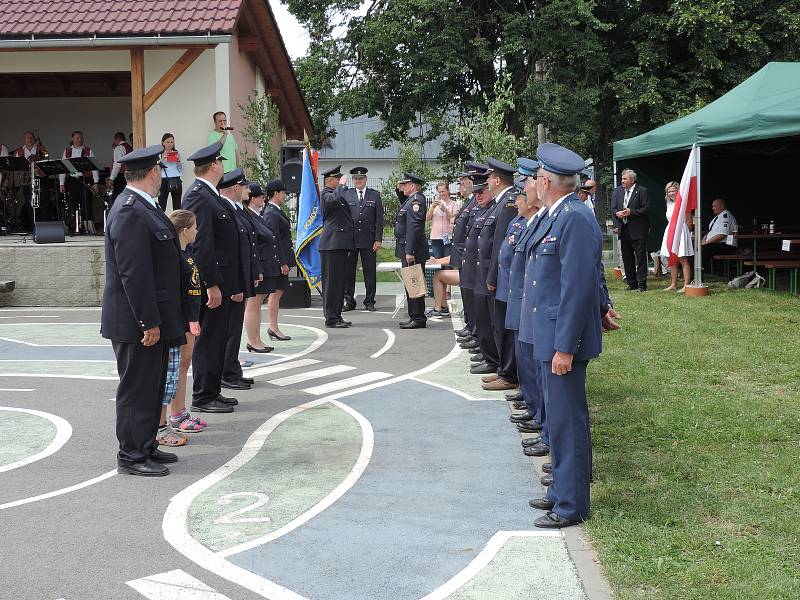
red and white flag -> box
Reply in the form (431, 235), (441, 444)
(666, 144), (699, 266)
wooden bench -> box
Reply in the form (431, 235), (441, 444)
(0, 281), (15, 293)
(743, 260), (800, 293)
(714, 252), (800, 277)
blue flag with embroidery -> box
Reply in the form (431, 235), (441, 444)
(294, 148), (323, 288)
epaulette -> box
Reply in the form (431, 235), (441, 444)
(122, 194), (135, 206)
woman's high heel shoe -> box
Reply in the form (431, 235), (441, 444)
(246, 343), (274, 353)
(268, 328), (291, 341)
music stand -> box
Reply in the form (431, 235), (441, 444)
(32, 160), (71, 240)
(65, 157), (101, 235)
(0, 157), (30, 235)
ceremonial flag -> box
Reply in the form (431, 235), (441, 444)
(665, 144), (699, 266)
(294, 147), (323, 288)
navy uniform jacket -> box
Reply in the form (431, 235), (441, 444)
(473, 195), (503, 297)
(231, 204), (262, 298)
(495, 215), (526, 304)
(261, 202), (296, 268)
(319, 185), (355, 251)
(506, 209), (547, 331)
(479, 187), (519, 290)
(394, 191), (429, 262)
(243, 207), (280, 278)
(519, 195), (603, 362)
(101, 188), (185, 343)
(182, 179), (244, 296)
(460, 201), (494, 290)
(449, 195), (476, 267)
(346, 187), (384, 248)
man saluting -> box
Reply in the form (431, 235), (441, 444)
(101, 145), (184, 476)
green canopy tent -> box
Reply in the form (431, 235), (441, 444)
(613, 62), (800, 284)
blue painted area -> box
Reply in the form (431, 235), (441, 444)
(0, 339), (115, 361)
(230, 380), (546, 600)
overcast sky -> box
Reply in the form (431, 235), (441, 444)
(270, 0), (310, 60)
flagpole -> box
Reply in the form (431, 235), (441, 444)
(694, 145), (703, 286)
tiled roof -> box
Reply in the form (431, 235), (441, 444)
(0, 1), (244, 37)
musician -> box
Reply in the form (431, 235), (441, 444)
(107, 131), (133, 206)
(58, 131), (100, 234)
(0, 143), (7, 156)
(13, 132), (49, 230)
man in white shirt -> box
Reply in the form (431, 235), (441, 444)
(58, 130), (100, 234)
(702, 198), (738, 267)
(107, 131), (133, 206)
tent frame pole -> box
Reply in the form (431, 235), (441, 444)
(694, 146), (703, 286)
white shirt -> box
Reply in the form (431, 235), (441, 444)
(59, 145), (99, 184)
(126, 185), (158, 208)
(197, 176), (220, 196)
(109, 143), (130, 180)
(0, 144), (7, 156)
(21, 144), (39, 158)
(528, 206), (546, 225)
(706, 210), (738, 247)
(584, 198), (595, 212)
(548, 193), (572, 216)
(623, 184), (636, 208)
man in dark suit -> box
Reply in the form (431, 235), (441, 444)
(101, 145), (184, 476)
(319, 164), (355, 328)
(611, 169), (650, 291)
(218, 168), (261, 391)
(343, 166), (384, 312)
(181, 142), (243, 413)
(394, 172), (430, 329)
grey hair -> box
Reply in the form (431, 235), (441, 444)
(545, 171), (580, 191)
(621, 168), (637, 181)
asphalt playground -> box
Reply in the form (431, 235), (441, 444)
(0, 287), (609, 600)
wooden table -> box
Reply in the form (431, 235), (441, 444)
(734, 232), (800, 267)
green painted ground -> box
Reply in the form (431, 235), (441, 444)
(448, 536), (586, 600)
(0, 323), (108, 345)
(0, 410), (57, 468)
(187, 402), (363, 553)
(0, 361), (117, 378)
(416, 349), (507, 401)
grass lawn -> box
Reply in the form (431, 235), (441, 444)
(587, 276), (800, 599)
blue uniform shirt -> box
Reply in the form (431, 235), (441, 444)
(495, 215), (526, 303)
(506, 209), (547, 331)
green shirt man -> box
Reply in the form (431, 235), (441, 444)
(208, 111), (240, 172)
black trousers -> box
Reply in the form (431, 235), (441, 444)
(620, 226), (648, 288)
(461, 286), (477, 337)
(222, 297), (246, 382)
(192, 295), (232, 404)
(112, 339), (169, 466)
(159, 177), (183, 212)
(322, 249), (349, 324)
(65, 176), (93, 229)
(473, 293), (498, 368)
(344, 247), (377, 307)
(402, 255), (427, 323)
(492, 299), (517, 382)
(703, 241), (736, 269)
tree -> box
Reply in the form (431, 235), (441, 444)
(380, 141), (440, 219)
(238, 92), (282, 183)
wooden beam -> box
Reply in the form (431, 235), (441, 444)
(267, 88), (282, 97)
(143, 47), (204, 111)
(237, 36), (260, 52)
(131, 48), (146, 147)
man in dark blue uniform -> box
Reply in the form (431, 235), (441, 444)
(521, 143), (607, 528)
(343, 166), (383, 312)
(218, 168), (262, 391)
(101, 145), (184, 476)
(394, 172), (430, 329)
(319, 165), (355, 328)
(477, 158), (520, 389)
(181, 142), (243, 414)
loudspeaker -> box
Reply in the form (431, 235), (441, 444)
(281, 158), (303, 194)
(281, 145), (303, 165)
(34, 221), (66, 244)
(282, 276), (311, 308)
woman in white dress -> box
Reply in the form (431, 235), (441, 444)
(659, 181), (694, 292)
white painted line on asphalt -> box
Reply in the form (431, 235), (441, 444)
(302, 371), (392, 396)
(0, 315), (59, 319)
(0, 307), (101, 312)
(126, 569), (233, 600)
(370, 328), (396, 358)
(0, 407), (72, 473)
(0, 359), (113, 362)
(242, 324), (327, 371)
(0, 336), (107, 347)
(267, 365), (355, 386)
(243, 358), (321, 378)
(419, 530), (562, 600)
(280, 314), (325, 320)
(0, 469), (116, 511)
(0, 373), (118, 381)
(0, 388), (34, 392)
(408, 377), (503, 402)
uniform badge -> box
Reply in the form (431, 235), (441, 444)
(412, 203), (420, 212)
(509, 234), (516, 244)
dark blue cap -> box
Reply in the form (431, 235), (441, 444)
(218, 168), (248, 189)
(248, 182), (264, 198)
(485, 157), (517, 178)
(517, 157), (539, 178)
(536, 143), (585, 176)
(471, 174), (489, 191)
(460, 161), (490, 178)
(266, 178), (286, 193)
(399, 171), (424, 185)
(321, 164), (342, 178)
(349, 166), (368, 176)
(117, 144), (164, 171)
(187, 141), (224, 166)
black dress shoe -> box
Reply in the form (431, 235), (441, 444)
(326, 321), (350, 328)
(150, 449), (178, 464)
(246, 343), (274, 353)
(528, 497), (555, 510)
(470, 354), (484, 363)
(505, 390), (522, 401)
(399, 320), (426, 329)
(342, 302), (357, 312)
(221, 379), (250, 390)
(469, 362), (495, 374)
(217, 394), (238, 406)
(521, 436), (541, 447)
(510, 411), (535, 423)
(540, 473), (554, 486)
(460, 339), (479, 349)
(534, 511), (581, 529)
(455, 327), (470, 337)
(512, 401), (527, 410)
(468, 348), (483, 356)
(636, 286), (647, 292)
(524, 442), (550, 457)
(118, 459), (169, 477)
(542, 462), (552, 474)
(191, 399), (234, 413)
(240, 377), (254, 385)
(365, 304), (376, 312)
(517, 420), (542, 433)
